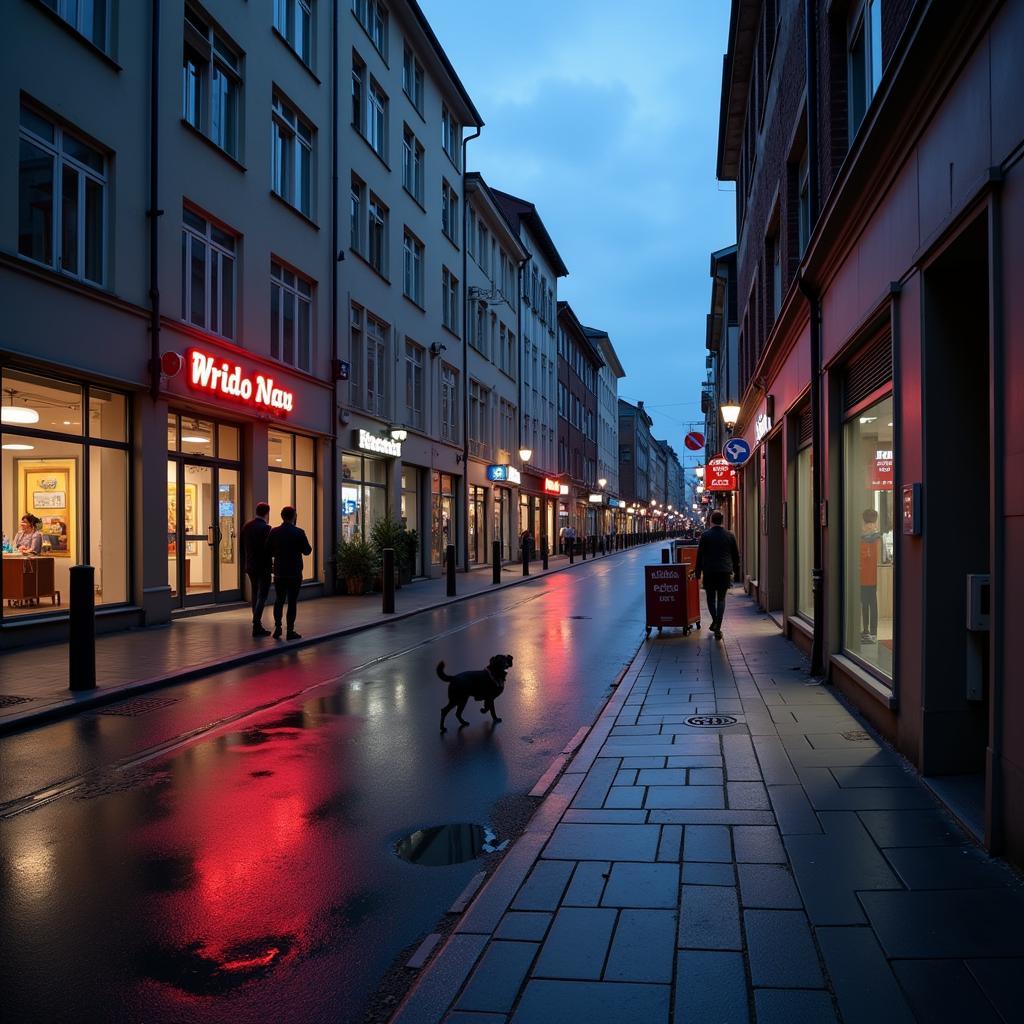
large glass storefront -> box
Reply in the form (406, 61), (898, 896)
(268, 428), (316, 581)
(431, 471), (455, 564)
(2, 369), (129, 619)
(166, 413), (242, 606)
(469, 484), (486, 564)
(341, 452), (388, 541)
(795, 438), (813, 619)
(843, 393), (894, 677)
(400, 468), (421, 575)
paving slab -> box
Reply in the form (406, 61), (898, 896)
(682, 824), (732, 863)
(570, 758), (622, 810)
(563, 862), (609, 907)
(604, 909), (677, 983)
(829, 766), (917, 788)
(688, 767), (725, 785)
(767, 784), (822, 834)
(511, 860), (574, 912)
(796, 766), (935, 809)
(883, 845), (1016, 890)
(456, 941), (539, 1015)
(736, 863), (802, 909)
(494, 913), (552, 942)
(677, 884), (742, 950)
(682, 861), (735, 885)
(562, 808), (648, 824)
(543, 823), (661, 862)
(644, 785), (725, 810)
(856, 808), (967, 847)
(726, 780), (771, 809)
(533, 907), (618, 980)
(509, 979), (670, 1024)
(744, 909), (823, 987)
(674, 951), (749, 1024)
(604, 786), (645, 809)
(752, 990), (838, 1024)
(657, 824), (682, 862)
(601, 862), (680, 909)
(965, 958), (1024, 1022)
(636, 768), (688, 786)
(891, 959), (1004, 1024)
(732, 825), (787, 863)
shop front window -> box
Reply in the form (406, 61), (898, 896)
(469, 485), (486, 563)
(431, 471), (455, 565)
(2, 369), (129, 620)
(843, 394), (894, 678)
(340, 452), (387, 543)
(268, 429), (317, 581)
(795, 444), (813, 619)
(400, 468), (421, 576)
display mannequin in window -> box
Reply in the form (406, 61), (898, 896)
(859, 509), (881, 643)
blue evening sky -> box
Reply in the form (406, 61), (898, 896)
(422, 0), (735, 461)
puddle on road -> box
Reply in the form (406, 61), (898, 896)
(143, 934), (295, 994)
(394, 823), (487, 866)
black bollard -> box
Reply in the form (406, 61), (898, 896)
(69, 564), (96, 691)
(661, 548), (670, 563)
(600, 535), (606, 555)
(492, 539), (501, 585)
(382, 547), (395, 613)
(446, 544), (456, 596)
(569, 538), (575, 564)
(581, 536), (587, 560)
(522, 537), (530, 576)
(541, 536), (549, 570)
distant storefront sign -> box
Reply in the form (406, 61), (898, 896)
(354, 429), (401, 457)
(543, 478), (561, 495)
(487, 464), (521, 484)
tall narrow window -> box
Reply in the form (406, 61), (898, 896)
(440, 365), (458, 442)
(353, 0), (387, 58)
(403, 229), (423, 305)
(848, 0), (884, 141)
(349, 303), (363, 407)
(271, 94), (314, 217)
(366, 80), (388, 159)
(402, 126), (423, 202)
(42, 0), (108, 50)
(271, 260), (313, 372)
(368, 195), (387, 275)
(351, 52), (365, 134)
(350, 174), (365, 253)
(441, 180), (459, 244)
(183, 7), (241, 159)
(402, 44), (424, 113)
(441, 104), (459, 165)
(181, 207), (237, 338)
(404, 340), (424, 429)
(442, 267), (459, 332)
(273, 0), (312, 65)
(797, 149), (810, 256)
(18, 105), (106, 285)
(364, 314), (388, 417)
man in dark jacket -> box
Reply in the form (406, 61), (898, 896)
(266, 505), (312, 640)
(239, 501), (272, 638)
(695, 510), (741, 640)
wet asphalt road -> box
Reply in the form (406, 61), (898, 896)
(0, 548), (653, 1024)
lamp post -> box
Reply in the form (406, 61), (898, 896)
(720, 402), (741, 433)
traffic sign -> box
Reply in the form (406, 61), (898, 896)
(723, 438), (750, 465)
(706, 457), (738, 492)
(684, 431), (705, 451)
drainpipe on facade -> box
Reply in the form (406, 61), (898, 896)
(460, 127), (481, 574)
(803, 0), (824, 677)
(328, 0), (340, 593)
(147, 0), (162, 401)
(516, 253), (532, 553)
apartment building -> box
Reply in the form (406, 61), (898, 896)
(617, 398), (656, 530)
(702, 244), (739, 468)
(717, 0), (1024, 863)
(492, 189), (567, 546)
(463, 172), (529, 563)
(583, 325), (626, 530)
(340, 0), (482, 576)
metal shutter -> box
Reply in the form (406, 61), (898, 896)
(797, 404), (813, 448)
(844, 332), (892, 410)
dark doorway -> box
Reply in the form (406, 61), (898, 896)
(761, 432), (785, 615)
(920, 214), (990, 837)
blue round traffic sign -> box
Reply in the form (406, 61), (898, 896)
(723, 438), (751, 465)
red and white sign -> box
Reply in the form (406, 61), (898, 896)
(706, 456), (738, 492)
(543, 477), (561, 495)
(871, 450), (894, 490)
(186, 349), (294, 415)
(684, 431), (705, 451)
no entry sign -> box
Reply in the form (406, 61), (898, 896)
(684, 432), (705, 451)
(706, 456), (738, 491)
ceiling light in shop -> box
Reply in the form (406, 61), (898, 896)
(2, 443), (34, 450)
(182, 435), (210, 443)
(1, 406), (39, 425)
(859, 416), (877, 424)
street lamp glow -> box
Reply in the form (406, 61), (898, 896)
(721, 402), (741, 429)
(598, 477), (607, 489)
(696, 485), (704, 494)
(390, 426), (408, 441)
(695, 467), (704, 479)
(518, 447), (532, 462)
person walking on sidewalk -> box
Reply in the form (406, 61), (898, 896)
(695, 510), (741, 641)
(266, 505), (312, 641)
(240, 501), (273, 638)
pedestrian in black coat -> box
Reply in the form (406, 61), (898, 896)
(266, 505), (312, 640)
(695, 510), (741, 641)
(240, 501), (272, 638)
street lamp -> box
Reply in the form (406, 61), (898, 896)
(696, 485), (704, 494)
(695, 466), (704, 479)
(518, 446), (532, 462)
(721, 402), (741, 431)
(390, 426), (408, 442)
(598, 477), (607, 489)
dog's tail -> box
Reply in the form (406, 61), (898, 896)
(436, 661), (455, 683)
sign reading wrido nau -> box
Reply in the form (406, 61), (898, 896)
(706, 456), (738, 491)
(186, 349), (294, 414)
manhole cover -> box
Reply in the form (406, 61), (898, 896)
(0, 695), (33, 707)
(98, 696), (180, 717)
(685, 715), (738, 728)
(841, 730), (871, 742)
(395, 823), (486, 866)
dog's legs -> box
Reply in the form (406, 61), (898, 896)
(440, 701), (457, 732)
(456, 699), (470, 727)
(484, 701), (502, 725)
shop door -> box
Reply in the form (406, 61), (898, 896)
(167, 460), (242, 606)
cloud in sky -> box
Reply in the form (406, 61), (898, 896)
(422, 0), (736, 451)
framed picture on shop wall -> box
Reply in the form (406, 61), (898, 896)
(18, 459), (76, 557)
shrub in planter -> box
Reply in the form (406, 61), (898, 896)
(398, 528), (419, 584)
(370, 516), (417, 588)
(336, 533), (376, 595)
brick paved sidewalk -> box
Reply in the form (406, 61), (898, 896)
(390, 594), (1024, 1024)
(0, 544), (628, 733)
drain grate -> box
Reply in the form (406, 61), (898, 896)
(685, 715), (738, 728)
(0, 695), (33, 707)
(98, 696), (180, 717)
(841, 729), (871, 742)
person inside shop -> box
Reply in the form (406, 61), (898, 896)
(240, 501), (273, 639)
(694, 510), (741, 641)
(860, 508), (882, 644)
(266, 505), (312, 641)
(13, 514), (43, 555)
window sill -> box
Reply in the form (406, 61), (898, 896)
(442, 324), (462, 341)
(403, 293), (426, 313)
(30, 0), (122, 70)
(349, 247), (391, 285)
(402, 89), (426, 125)
(403, 186), (426, 212)
(180, 119), (246, 172)
(270, 25), (321, 83)
(831, 653), (897, 710)
(269, 190), (320, 230)
(442, 230), (460, 253)
(353, 125), (390, 171)
(789, 614), (814, 641)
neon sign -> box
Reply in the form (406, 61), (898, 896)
(355, 429), (401, 457)
(543, 478), (561, 495)
(187, 349), (294, 414)
(487, 464), (521, 484)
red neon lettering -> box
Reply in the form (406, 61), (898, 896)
(186, 350), (294, 414)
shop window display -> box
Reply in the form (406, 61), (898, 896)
(2, 369), (128, 619)
(843, 394), (894, 678)
(431, 471), (455, 565)
(795, 445), (813, 619)
(268, 429), (317, 581)
(341, 452), (388, 543)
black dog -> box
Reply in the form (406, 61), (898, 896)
(438, 654), (513, 732)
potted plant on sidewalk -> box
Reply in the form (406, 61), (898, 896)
(336, 532), (375, 596)
(398, 527), (419, 584)
(369, 516), (418, 588)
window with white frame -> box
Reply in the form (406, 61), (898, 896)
(441, 180), (459, 244)
(403, 43), (424, 114)
(477, 222), (488, 272)
(181, 207), (236, 338)
(472, 301), (486, 356)
(402, 125), (424, 203)
(500, 399), (515, 455)
(42, 0), (108, 49)
(506, 330), (515, 376)
(350, 173), (364, 253)
(442, 267), (459, 332)
(183, 6), (241, 159)
(351, 51), (365, 132)
(441, 104), (459, 165)
(353, 0), (387, 58)
(350, 311), (388, 417)
(848, 0), (883, 141)
(271, 260), (313, 372)
(349, 303), (363, 406)
(469, 380), (490, 458)
(404, 339), (424, 429)
(366, 79), (388, 159)
(272, 93), (314, 217)
(467, 207), (476, 258)
(273, 0), (312, 65)
(440, 364), (458, 442)
(18, 105), (106, 285)
(403, 229), (424, 305)
(498, 324), (507, 372)
(368, 194), (387, 275)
